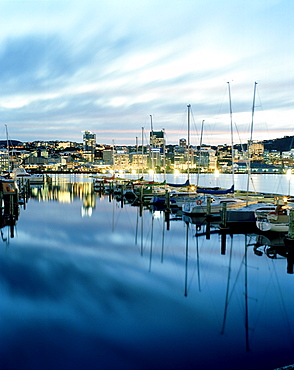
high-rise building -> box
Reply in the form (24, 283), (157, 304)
(179, 138), (186, 148)
(83, 131), (96, 162)
(150, 130), (165, 153)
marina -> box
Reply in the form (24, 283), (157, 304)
(1, 173), (294, 370)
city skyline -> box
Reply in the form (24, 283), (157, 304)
(0, 1), (293, 146)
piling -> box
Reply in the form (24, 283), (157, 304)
(220, 202), (228, 229)
(139, 186), (143, 217)
(165, 210), (170, 231)
(285, 209), (294, 248)
(221, 232), (227, 255)
(165, 190), (170, 213)
(10, 216), (14, 238)
(205, 222), (211, 239)
(287, 248), (294, 274)
(120, 184), (125, 208)
(206, 196), (211, 217)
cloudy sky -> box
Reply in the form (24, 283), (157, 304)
(0, 0), (293, 146)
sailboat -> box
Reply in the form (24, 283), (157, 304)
(182, 195), (246, 216)
(182, 84), (239, 216)
(255, 203), (293, 233)
(150, 105), (197, 208)
(167, 104), (192, 188)
(225, 82), (277, 229)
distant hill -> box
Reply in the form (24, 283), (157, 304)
(234, 135), (294, 153)
(262, 135), (294, 152)
(0, 140), (23, 148)
(0, 136), (293, 152)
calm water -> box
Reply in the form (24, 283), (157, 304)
(1, 174), (294, 370)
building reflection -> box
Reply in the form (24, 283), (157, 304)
(30, 181), (96, 216)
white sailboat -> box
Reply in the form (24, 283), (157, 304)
(255, 204), (293, 233)
(182, 195), (246, 216)
(225, 82), (276, 229)
(182, 83), (237, 215)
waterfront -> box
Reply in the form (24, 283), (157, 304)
(1, 174), (294, 370)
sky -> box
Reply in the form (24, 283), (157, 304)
(0, 0), (294, 146)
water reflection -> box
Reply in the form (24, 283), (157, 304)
(30, 180), (96, 216)
(1, 177), (294, 370)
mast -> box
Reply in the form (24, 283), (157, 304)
(162, 128), (166, 181)
(141, 127), (144, 177)
(136, 136), (139, 178)
(150, 115), (154, 179)
(227, 82), (234, 191)
(187, 104), (191, 181)
(5, 124), (11, 173)
(246, 82), (258, 204)
(112, 139), (115, 174)
(197, 119), (205, 186)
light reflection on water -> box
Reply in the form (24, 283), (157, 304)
(0, 176), (294, 370)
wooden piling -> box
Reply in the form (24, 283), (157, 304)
(139, 186), (143, 217)
(165, 190), (170, 212)
(285, 209), (294, 248)
(220, 202), (227, 229)
(288, 209), (294, 239)
(206, 196), (211, 217)
(206, 219), (211, 240)
(120, 184), (124, 208)
(221, 231), (227, 255)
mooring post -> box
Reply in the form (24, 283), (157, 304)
(165, 190), (170, 212)
(10, 217), (14, 238)
(221, 231), (227, 255)
(206, 196), (211, 217)
(221, 202), (227, 229)
(26, 179), (31, 198)
(120, 183), (124, 208)
(288, 209), (294, 239)
(206, 219), (211, 240)
(139, 186), (143, 217)
(287, 250), (294, 274)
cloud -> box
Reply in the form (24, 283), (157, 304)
(0, 0), (293, 144)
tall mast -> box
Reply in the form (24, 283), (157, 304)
(5, 124), (11, 173)
(141, 127), (144, 177)
(197, 119), (205, 187)
(136, 136), (139, 178)
(187, 104), (191, 181)
(246, 82), (258, 203)
(227, 82), (234, 191)
(150, 115), (154, 178)
(112, 139), (115, 174)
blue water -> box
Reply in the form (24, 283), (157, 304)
(0, 174), (294, 370)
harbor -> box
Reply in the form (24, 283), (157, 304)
(1, 173), (294, 370)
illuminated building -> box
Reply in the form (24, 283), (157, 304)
(83, 131), (96, 162)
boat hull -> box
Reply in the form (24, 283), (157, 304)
(182, 197), (246, 216)
(256, 220), (288, 233)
